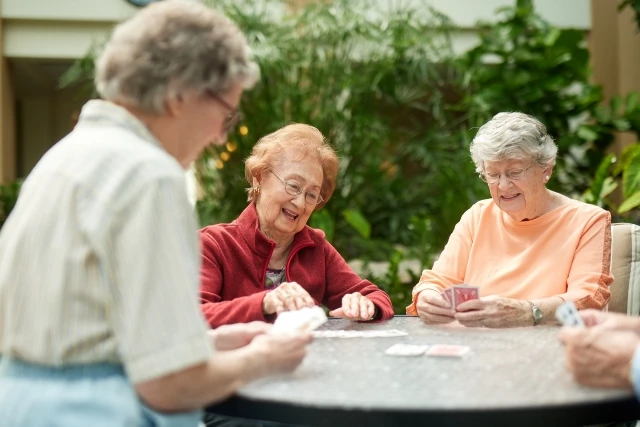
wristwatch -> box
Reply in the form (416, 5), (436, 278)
(527, 301), (543, 326)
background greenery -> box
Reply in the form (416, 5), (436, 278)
(2, 0), (638, 313)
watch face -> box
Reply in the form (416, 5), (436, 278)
(534, 307), (543, 321)
(126, 0), (161, 7)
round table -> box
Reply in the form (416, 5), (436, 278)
(208, 316), (640, 426)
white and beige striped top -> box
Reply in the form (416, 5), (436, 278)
(0, 100), (212, 383)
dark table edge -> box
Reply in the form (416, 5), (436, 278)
(207, 392), (640, 427)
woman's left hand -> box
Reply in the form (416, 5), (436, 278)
(329, 292), (377, 321)
(454, 295), (531, 328)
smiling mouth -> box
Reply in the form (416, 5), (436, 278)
(282, 208), (299, 220)
(501, 194), (520, 200)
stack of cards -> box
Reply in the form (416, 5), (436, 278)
(555, 301), (585, 328)
(271, 306), (328, 334)
(442, 284), (479, 310)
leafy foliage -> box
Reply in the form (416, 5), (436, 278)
(57, 0), (638, 311)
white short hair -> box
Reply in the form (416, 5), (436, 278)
(95, 0), (259, 114)
(470, 112), (558, 173)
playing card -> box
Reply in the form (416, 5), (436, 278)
(555, 301), (585, 328)
(312, 329), (408, 339)
(452, 284), (479, 310)
(426, 344), (470, 357)
(442, 288), (454, 305)
(271, 306), (328, 334)
(384, 343), (429, 356)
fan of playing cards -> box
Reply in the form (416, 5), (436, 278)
(271, 306), (328, 334)
(442, 284), (480, 309)
(555, 301), (585, 328)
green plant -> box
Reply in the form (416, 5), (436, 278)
(0, 180), (22, 230)
(61, 0), (624, 311)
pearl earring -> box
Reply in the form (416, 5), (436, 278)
(544, 176), (549, 182)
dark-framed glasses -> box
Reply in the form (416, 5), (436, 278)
(270, 171), (324, 205)
(205, 89), (243, 133)
(479, 165), (533, 184)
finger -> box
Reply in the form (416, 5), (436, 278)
(557, 327), (584, 344)
(341, 294), (352, 317)
(417, 301), (455, 318)
(292, 295), (306, 310)
(350, 293), (360, 318)
(422, 292), (450, 309)
(284, 295), (298, 312)
(329, 308), (345, 318)
(419, 312), (456, 324)
(455, 299), (484, 312)
(364, 300), (375, 320)
(454, 310), (488, 323)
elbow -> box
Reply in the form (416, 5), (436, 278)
(134, 363), (209, 413)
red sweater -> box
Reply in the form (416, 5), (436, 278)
(199, 204), (394, 327)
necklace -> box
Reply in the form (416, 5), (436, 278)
(265, 256), (288, 289)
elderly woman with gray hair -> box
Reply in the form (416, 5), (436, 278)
(0, 2), (312, 427)
(407, 112), (613, 328)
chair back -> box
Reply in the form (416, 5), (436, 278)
(608, 222), (640, 315)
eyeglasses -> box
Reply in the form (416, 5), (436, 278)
(479, 165), (533, 184)
(205, 89), (243, 133)
(270, 171), (324, 205)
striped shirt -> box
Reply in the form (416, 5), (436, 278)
(0, 100), (212, 383)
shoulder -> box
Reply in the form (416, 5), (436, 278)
(458, 199), (497, 223)
(200, 221), (241, 246)
(558, 196), (610, 222)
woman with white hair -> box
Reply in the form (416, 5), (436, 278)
(0, 1), (311, 426)
(407, 112), (613, 328)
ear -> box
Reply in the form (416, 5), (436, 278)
(164, 94), (184, 118)
(252, 175), (261, 188)
(544, 165), (554, 182)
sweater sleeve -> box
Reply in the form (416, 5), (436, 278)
(559, 210), (613, 310)
(199, 230), (270, 328)
(406, 205), (476, 315)
(321, 240), (394, 320)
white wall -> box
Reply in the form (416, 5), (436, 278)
(1, 0), (591, 60)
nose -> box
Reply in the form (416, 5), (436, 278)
(497, 174), (512, 189)
(291, 191), (305, 207)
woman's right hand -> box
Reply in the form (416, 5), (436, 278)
(248, 332), (312, 377)
(580, 309), (640, 331)
(262, 281), (316, 315)
(416, 290), (456, 324)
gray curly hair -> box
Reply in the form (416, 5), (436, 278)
(95, 0), (259, 114)
(470, 112), (558, 173)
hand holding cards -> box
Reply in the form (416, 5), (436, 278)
(271, 306), (328, 335)
(442, 284), (480, 310)
(555, 301), (585, 328)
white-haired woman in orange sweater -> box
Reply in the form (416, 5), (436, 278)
(407, 112), (612, 328)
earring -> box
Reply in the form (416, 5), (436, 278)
(254, 186), (260, 195)
(544, 176), (549, 182)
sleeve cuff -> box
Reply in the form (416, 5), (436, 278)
(126, 333), (213, 384)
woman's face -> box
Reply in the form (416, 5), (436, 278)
(176, 83), (244, 166)
(255, 150), (324, 244)
(483, 158), (551, 221)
